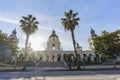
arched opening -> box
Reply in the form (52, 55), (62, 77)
(51, 54), (55, 62)
(63, 54), (67, 62)
(88, 54), (94, 63)
(83, 54), (87, 62)
(70, 53), (74, 61)
(37, 54), (42, 62)
(95, 54), (100, 63)
(57, 54), (61, 62)
(52, 44), (55, 50)
(39, 55), (42, 61)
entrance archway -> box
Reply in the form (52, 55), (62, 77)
(51, 54), (55, 62)
(57, 54), (61, 62)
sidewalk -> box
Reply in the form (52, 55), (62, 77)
(43, 65), (120, 71)
(84, 65), (120, 69)
(0, 65), (120, 72)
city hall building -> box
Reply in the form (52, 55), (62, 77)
(32, 29), (101, 63)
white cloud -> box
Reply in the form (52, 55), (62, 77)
(0, 15), (88, 51)
(0, 15), (63, 33)
(0, 17), (19, 25)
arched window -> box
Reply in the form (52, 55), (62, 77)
(53, 38), (54, 41)
(52, 44), (55, 50)
(51, 54), (55, 62)
(88, 54), (94, 63)
(63, 54), (67, 62)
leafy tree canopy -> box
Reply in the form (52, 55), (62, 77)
(0, 30), (19, 56)
(0, 30), (8, 45)
(93, 30), (120, 59)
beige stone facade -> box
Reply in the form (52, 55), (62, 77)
(34, 29), (101, 63)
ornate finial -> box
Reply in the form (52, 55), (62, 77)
(52, 29), (55, 34)
(49, 29), (58, 38)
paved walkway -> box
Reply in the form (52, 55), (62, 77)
(1, 75), (120, 80)
(0, 65), (120, 80)
(0, 69), (120, 80)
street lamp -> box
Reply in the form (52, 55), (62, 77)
(79, 46), (85, 69)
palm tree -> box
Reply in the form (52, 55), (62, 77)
(61, 9), (80, 69)
(61, 10), (79, 56)
(20, 14), (39, 70)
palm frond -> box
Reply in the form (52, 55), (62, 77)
(61, 9), (80, 31)
(19, 14), (39, 36)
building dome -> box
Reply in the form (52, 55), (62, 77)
(49, 30), (58, 39)
(46, 30), (62, 51)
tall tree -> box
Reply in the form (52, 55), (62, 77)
(0, 30), (8, 45)
(93, 30), (120, 67)
(61, 9), (80, 69)
(20, 14), (39, 70)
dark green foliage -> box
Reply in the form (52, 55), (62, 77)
(0, 30), (19, 60)
(0, 30), (8, 45)
(63, 53), (75, 69)
(93, 30), (120, 59)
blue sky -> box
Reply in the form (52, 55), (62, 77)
(0, 0), (120, 51)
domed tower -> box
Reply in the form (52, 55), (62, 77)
(8, 28), (19, 46)
(46, 30), (62, 51)
(88, 28), (97, 51)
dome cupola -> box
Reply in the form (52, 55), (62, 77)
(46, 29), (62, 51)
(49, 30), (58, 39)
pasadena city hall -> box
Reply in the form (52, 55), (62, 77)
(23, 28), (102, 64)
(9, 27), (103, 67)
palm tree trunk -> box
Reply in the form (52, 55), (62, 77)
(71, 30), (81, 69)
(25, 35), (29, 49)
(70, 30), (77, 55)
(23, 34), (29, 71)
